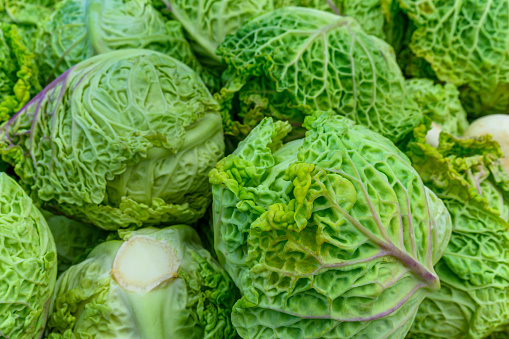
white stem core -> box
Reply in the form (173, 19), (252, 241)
(464, 114), (509, 175)
(111, 236), (179, 292)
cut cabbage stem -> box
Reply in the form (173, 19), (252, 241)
(111, 236), (179, 292)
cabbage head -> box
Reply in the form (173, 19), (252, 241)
(398, 0), (509, 116)
(0, 23), (41, 123)
(209, 111), (452, 338)
(46, 225), (237, 339)
(0, 172), (58, 338)
(35, 0), (216, 89)
(405, 126), (509, 338)
(0, 49), (225, 230)
(217, 7), (422, 142)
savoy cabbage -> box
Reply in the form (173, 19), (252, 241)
(210, 111), (452, 338)
(0, 49), (224, 230)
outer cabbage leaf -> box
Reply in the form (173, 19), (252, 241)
(34, 0), (217, 89)
(41, 210), (109, 276)
(0, 49), (224, 230)
(210, 112), (452, 338)
(406, 125), (509, 338)
(397, 0), (509, 116)
(46, 225), (237, 339)
(405, 79), (469, 136)
(217, 7), (422, 142)
(0, 172), (57, 339)
(0, 23), (41, 123)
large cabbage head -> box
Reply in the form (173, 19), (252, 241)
(397, 0), (509, 116)
(35, 0), (216, 88)
(0, 49), (225, 230)
(217, 7), (422, 142)
(209, 111), (452, 338)
(0, 23), (41, 124)
(0, 172), (58, 338)
(405, 125), (509, 339)
(45, 225), (237, 338)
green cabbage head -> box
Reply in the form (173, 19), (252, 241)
(46, 225), (237, 339)
(0, 172), (57, 338)
(217, 7), (422, 142)
(42, 210), (108, 276)
(0, 49), (225, 230)
(405, 125), (509, 339)
(209, 111), (452, 338)
(398, 0), (509, 116)
(0, 23), (41, 123)
(35, 0), (216, 88)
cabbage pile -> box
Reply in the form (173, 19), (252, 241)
(0, 1), (508, 338)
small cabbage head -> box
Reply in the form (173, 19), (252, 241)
(45, 225), (237, 339)
(0, 23), (41, 124)
(217, 7), (422, 142)
(0, 172), (58, 338)
(398, 0), (509, 116)
(0, 49), (225, 230)
(406, 125), (509, 339)
(210, 111), (452, 338)
(35, 0), (216, 89)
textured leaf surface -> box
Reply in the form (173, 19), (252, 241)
(210, 112), (452, 338)
(0, 23), (41, 124)
(406, 126), (509, 338)
(0, 172), (57, 339)
(405, 79), (469, 136)
(46, 226), (238, 339)
(398, 0), (509, 116)
(34, 0), (217, 89)
(161, 0), (274, 66)
(0, 50), (224, 230)
(217, 7), (422, 142)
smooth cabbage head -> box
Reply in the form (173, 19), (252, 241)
(0, 23), (41, 124)
(217, 7), (422, 142)
(209, 111), (452, 338)
(0, 172), (58, 338)
(45, 225), (237, 339)
(0, 49), (225, 230)
(35, 0), (216, 89)
(398, 0), (509, 116)
(406, 125), (509, 339)
(42, 210), (109, 276)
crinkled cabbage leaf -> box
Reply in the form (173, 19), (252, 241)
(398, 0), (509, 116)
(405, 79), (469, 136)
(0, 172), (57, 338)
(406, 125), (509, 338)
(217, 7), (422, 142)
(0, 49), (224, 230)
(210, 112), (452, 338)
(159, 0), (274, 66)
(46, 225), (237, 339)
(35, 0), (217, 89)
(0, 23), (40, 123)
